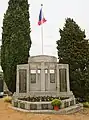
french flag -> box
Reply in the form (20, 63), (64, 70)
(38, 7), (47, 25)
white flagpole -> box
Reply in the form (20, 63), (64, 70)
(41, 4), (44, 55)
(41, 24), (43, 55)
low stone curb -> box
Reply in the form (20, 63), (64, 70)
(9, 103), (83, 115)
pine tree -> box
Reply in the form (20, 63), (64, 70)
(1, 0), (31, 93)
(57, 18), (89, 100)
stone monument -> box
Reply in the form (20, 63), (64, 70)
(12, 55), (83, 113)
(15, 55), (73, 97)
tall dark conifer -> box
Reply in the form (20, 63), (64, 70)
(1, 0), (31, 93)
(57, 18), (89, 100)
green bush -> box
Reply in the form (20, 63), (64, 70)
(83, 102), (89, 108)
(51, 99), (62, 107)
(3, 96), (12, 103)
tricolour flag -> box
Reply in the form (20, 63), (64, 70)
(38, 7), (47, 25)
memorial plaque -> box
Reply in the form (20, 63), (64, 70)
(50, 70), (55, 83)
(41, 104), (48, 110)
(59, 69), (67, 92)
(20, 103), (25, 109)
(48, 104), (53, 110)
(19, 69), (27, 93)
(30, 70), (36, 83)
(30, 104), (37, 110)
(70, 100), (74, 106)
(31, 74), (36, 83)
(50, 74), (55, 83)
(14, 101), (18, 107)
(64, 102), (69, 108)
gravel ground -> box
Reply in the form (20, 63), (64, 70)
(0, 98), (89, 120)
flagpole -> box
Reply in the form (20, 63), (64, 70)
(41, 4), (43, 55)
(38, 4), (46, 55)
(41, 22), (43, 55)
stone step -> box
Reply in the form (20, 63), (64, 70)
(10, 103), (83, 114)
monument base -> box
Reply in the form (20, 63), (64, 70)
(13, 91), (74, 99)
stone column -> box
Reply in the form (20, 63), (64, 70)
(16, 66), (19, 94)
(48, 65), (50, 91)
(36, 67), (38, 89)
(66, 64), (70, 92)
(56, 64), (60, 95)
(41, 62), (45, 91)
(27, 64), (29, 94)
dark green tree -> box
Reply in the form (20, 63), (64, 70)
(57, 18), (89, 100)
(1, 0), (31, 93)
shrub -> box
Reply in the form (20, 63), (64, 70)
(3, 96), (12, 103)
(51, 99), (62, 107)
(83, 102), (89, 108)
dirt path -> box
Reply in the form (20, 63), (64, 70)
(0, 98), (89, 120)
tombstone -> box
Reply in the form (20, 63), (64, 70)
(15, 55), (73, 98)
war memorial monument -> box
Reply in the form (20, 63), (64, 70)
(12, 55), (83, 114)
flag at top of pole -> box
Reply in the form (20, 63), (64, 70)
(38, 4), (47, 25)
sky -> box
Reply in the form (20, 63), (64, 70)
(0, 0), (89, 58)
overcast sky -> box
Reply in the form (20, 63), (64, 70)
(0, 0), (89, 57)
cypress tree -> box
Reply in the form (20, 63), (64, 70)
(1, 0), (31, 93)
(57, 18), (89, 100)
